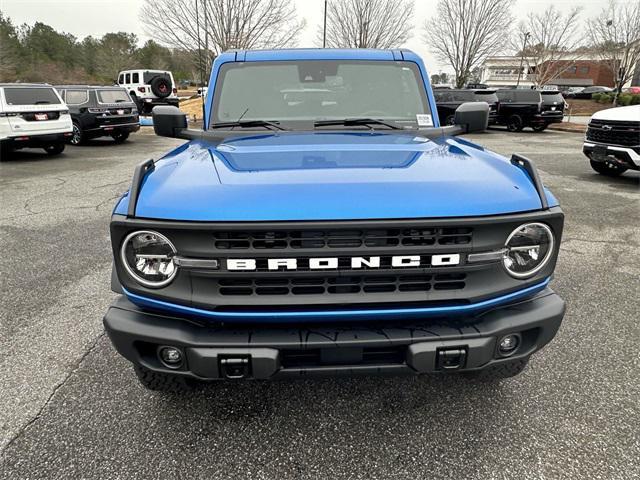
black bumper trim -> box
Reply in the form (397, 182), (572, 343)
(104, 288), (565, 379)
(2, 131), (71, 148)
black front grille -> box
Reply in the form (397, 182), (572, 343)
(214, 227), (472, 250)
(218, 273), (466, 296)
(587, 119), (640, 147)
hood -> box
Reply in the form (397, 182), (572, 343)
(592, 105), (640, 122)
(120, 132), (549, 221)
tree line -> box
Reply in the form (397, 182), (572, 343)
(1, 0), (639, 102)
(0, 13), (200, 85)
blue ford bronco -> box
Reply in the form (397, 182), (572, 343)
(104, 49), (565, 392)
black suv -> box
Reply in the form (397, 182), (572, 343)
(496, 89), (564, 132)
(433, 89), (499, 125)
(56, 86), (140, 144)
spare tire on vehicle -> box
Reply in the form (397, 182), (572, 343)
(150, 76), (172, 98)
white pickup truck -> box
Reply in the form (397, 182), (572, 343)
(583, 105), (640, 176)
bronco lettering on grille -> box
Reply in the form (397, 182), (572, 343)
(226, 255), (461, 271)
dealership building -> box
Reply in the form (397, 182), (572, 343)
(479, 55), (640, 88)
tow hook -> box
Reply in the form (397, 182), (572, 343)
(436, 348), (467, 370)
(220, 357), (250, 379)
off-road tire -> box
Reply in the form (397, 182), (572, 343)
(134, 365), (195, 393)
(112, 132), (130, 144)
(463, 357), (530, 381)
(590, 159), (627, 176)
(150, 76), (171, 98)
(506, 115), (523, 132)
(44, 143), (65, 156)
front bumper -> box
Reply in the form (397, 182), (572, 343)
(583, 142), (640, 169)
(104, 288), (565, 380)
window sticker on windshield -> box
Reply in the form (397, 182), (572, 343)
(416, 114), (433, 127)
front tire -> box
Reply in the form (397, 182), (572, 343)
(506, 115), (523, 132)
(463, 357), (530, 381)
(134, 365), (196, 393)
(44, 143), (65, 156)
(590, 159), (627, 176)
(112, 131), (130, 144)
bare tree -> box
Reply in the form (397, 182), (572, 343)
(424, 0), (514, 88)
(588, 0), (640, 105)
(140, 0), (305, 58)
(516, 5), (583, 87)
(322, 0), (414, 49)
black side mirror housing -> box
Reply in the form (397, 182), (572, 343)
(454, 102), (489, 133)
(153, 106), (188, 138)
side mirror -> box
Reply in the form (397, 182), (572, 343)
(454, 102), (489, 133)
(153, 106), (188, 138)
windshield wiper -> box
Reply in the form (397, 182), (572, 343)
(210, 120), (287, 131)
(34, 101), (51, 105)
(314, 118), (402, 130)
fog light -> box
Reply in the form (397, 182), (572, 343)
(498, 334), (520, 357)
(158, 346), (183, 368)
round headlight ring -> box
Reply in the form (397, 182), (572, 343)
(503, 222), (554, 279)
(120, 230), (178, 288)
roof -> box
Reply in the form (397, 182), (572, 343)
(0, 83), (51, 87)
(221, 48), (417, 62)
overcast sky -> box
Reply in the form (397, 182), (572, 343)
(0, 0), (619, 74)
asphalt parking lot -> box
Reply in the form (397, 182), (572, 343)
(1, 128), (638, 479)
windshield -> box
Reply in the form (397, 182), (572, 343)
(211, 60), (430, 128)
(434, 90), (475, 103)
(97, 89), (131, 103)
(3, 87), (61, 106)
(541, 92), (564, 104)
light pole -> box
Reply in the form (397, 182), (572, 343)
(323, 0), (328, 48)
(516, 31), (531, 88)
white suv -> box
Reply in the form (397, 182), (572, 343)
(0, 83), (73, 157)
(117, 70), (179, 114)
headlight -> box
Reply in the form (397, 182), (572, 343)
(503, 223), (554, 278)
(120, 230), (177, 287)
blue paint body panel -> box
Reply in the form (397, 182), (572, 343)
(114, 131), (555, 221)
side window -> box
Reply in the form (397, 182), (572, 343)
(118, 74), (124, 84)
(66, 89), (89, 105)
(125, 73), (131, 84)
(132, 73), (139, 83)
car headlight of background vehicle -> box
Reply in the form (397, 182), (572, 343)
(120, 230), (177, 287)
(503, 223), (554, 278)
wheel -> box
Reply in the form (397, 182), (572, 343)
(133, 365), (196, 393)
(112, 131), (130, 144)
(70, 122), (84, 145)
(44, 143), (65, 156)
(531, 124), (547, 132)
(445, 115), (456, 126)
(149, 76), (171, 98)
(0, 143), (11, 160)
(590, 159), (627, 176)
(463, 357), (530, 381)
(506, 115), (523, 132)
